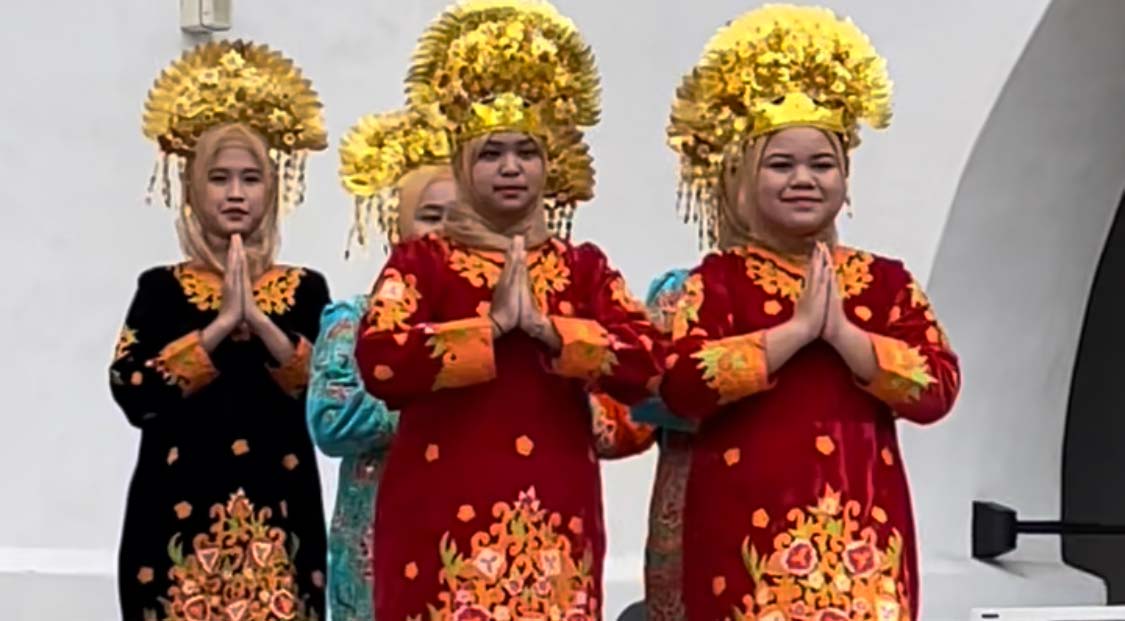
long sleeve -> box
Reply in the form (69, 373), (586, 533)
(861, 267), (960, 425)
(548, 244), (664, 406)
(356, 240), (496, 410)
(307, 296), (398, 458)
(110, 270), (218, 428)
(265, 269), (330, 399)
(660, 255), (773, 421)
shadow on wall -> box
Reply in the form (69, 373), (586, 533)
(1062, 185), (1125, 600)
(912, 0), (1125, 616)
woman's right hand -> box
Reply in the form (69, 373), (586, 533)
(201, 235), (245, 352)
(218, 235), (246, 330)
(789, 242), (830, 345)
(489, 235), (525, 338)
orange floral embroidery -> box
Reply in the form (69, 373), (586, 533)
(367, 268), (422, 333)
(458, 505), (477, 523)
(515, 435), (535, 457)
(425, 444), (441, 463)
(232, 439), (250, 456)
(752, 509), (770, 529)
(115, 326), (138, 362)
(551, 317), (618, 380)
(713, 576), (727, 596)
(172, 265), (304, 315)
(282, 454), (299, 471)
(529, 249), (571, 311)
(405, 562), (419, 581)
(138, 566), (154, 584)
(148, 331), (218, 396)
(164, 490), (312, 621)
(881, 448), (895, 466)
(373, 365), (394, 381)
(855, 306), (873, 322)
(450, 250), (502, 288)
(763, 300), (783, 316)
(732, 484), (910, 621)
(866, 334), (936, 404)
(692, 332), (770, 405)
(426, 317), (496, 390)
(743, 248), (874, 302)
(167, 447), (179, 465)
(816, 435), (836, 456)
(174, 502), (192, 520)
(255, 269), (304, 315)
(424, 487), (597, 620)
(131, 372), (144, 386)
(609, 276), (645, 315)
(724, 448), (741, 467)
(672, 274), (704, 340)
(269, 337), (312, 398)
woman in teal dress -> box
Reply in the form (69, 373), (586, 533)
(307, 108), (456, 621)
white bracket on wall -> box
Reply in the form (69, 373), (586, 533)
(180, 0), (232, 33)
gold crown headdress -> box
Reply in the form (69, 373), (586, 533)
(667, 4), (892, 248)
(142, 39), (327, 215)
(339, 105), (452, 252)
(406, 0), (601, 237)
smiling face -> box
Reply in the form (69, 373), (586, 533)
(749, 127), (847, 237)
(468, 132), (546, 218)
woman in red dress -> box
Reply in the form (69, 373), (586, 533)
(658, 6), (961, 620)
(354, 2), (662, 619)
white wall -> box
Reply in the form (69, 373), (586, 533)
(0, 0), (1092, 619)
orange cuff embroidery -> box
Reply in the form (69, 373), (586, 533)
(691, 331), (771, 405)
(550, 316), (618, 381)
(863, 333), (937, 405)
(426, 317), (496, 390)
(269, 337), (312, 398)
(590, 392), (654, 457)
(148, 331), (218, 396)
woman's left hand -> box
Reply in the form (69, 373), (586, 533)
(820, 243), (849, 345)
(516, 257), (562, 351)
(238, 242), (268, 334)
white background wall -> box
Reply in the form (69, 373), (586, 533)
(1, 0), (1109, 619)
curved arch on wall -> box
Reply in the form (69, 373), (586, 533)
(908, 0), (1125, 615)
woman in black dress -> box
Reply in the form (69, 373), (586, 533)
(110, 40), (330, 621)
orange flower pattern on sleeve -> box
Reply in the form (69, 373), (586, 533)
(422, 487), (597, 621)
(115, 326), (139, 362)
(691, 331), (770, 405)
(426, 317), (497, 390)
(269, 337), (313, 398)
(864, 335), (937, 405)
(732, 484), (910, 621)
(366, 268), (422, 334)
(551, 317), (619, 381)
(609, 276), (646, 315)
(147, 331), (218, 396)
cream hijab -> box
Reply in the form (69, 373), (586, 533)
(442, 134), (551, 251)
(179, 123), (279, 279)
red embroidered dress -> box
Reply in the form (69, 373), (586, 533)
(354, 234), (663, 621)
(659, 244), (960, 621)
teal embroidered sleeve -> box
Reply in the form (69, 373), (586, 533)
(307, 296), (399, 458)
(629, 269), (698, 433)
